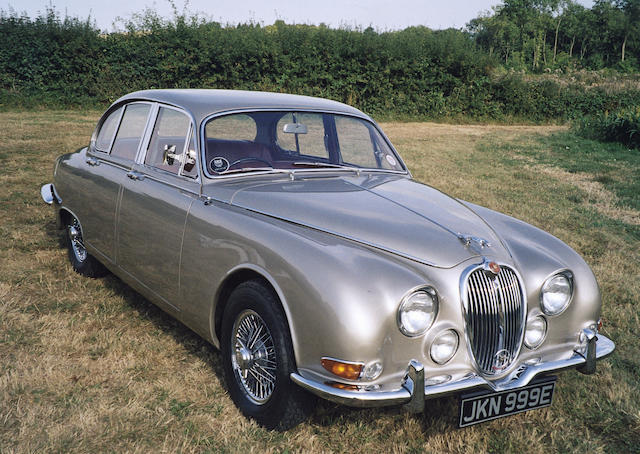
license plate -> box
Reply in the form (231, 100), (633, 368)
(459, 377), (556, 427)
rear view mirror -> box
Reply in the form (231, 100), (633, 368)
(283, 123), (308, 134)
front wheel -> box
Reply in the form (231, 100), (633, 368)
(65, 215), (107, 278)
(221, 280), (314, 430)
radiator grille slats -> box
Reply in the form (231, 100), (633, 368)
(464, 266), (524, 375)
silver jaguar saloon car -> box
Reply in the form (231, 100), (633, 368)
(41, 89), (614, 430)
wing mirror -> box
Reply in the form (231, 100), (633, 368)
(163, 144), (180, 165)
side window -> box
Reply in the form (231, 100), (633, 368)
(144, 107), (191, 175)
(277, 113), (328, 159)
(111, 103), (151, 160)
(95, 107), (123, 152)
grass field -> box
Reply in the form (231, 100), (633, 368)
(1, 111), (639, 453)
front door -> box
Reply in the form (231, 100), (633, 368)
(116, 105), (200, 309)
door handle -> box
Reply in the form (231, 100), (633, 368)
(86, 157), (100, 166)
(126, 171), (145, 181)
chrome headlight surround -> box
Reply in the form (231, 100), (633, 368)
(540, 271), (574, 316)
(397, 287), (438, 337)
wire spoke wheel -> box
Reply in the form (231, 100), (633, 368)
(231, 309), (277, 405)
(67, 217), (87, 262)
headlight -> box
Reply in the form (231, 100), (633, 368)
(397, 288), (438, 337)
(540, 272), (573, 315)
(430, 330), (459, 364)
(524, 315), (547, 349)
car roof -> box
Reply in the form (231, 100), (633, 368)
(114, 89), (369, 124)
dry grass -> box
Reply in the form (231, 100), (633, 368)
(1, 112), (638, 453)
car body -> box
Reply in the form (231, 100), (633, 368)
(41, 89), (614, 429)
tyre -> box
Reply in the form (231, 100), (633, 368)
(65, 215), (108, 278)
(221, 280), (315, 430)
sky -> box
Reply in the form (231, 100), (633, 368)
(1, 0), (596, 32)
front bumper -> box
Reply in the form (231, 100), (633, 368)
(290, 333), (615, 410)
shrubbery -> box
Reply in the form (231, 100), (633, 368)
(1, 8), (640, 123)
(574, 108), (640, 149)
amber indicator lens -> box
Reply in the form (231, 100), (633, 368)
(321, 358), (364, 380)
(325, 382), (361, 391)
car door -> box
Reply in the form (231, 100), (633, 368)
(116, 104), (201, 310)
(79, 102), (153, 262)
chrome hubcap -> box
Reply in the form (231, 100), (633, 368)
(231, 310), (277, 404)
(68, 218), (87, 262)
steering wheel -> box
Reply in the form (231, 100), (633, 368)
(228, 157), (273, 169)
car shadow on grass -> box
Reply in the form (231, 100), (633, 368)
(49, 225), (461, 433)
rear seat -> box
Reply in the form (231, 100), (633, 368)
(206, 139), (274, 171)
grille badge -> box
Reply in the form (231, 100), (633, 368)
(492, 349), (512, 372)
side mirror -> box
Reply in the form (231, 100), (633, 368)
(183, 149), (197, 171)
(163, 144), (179, 165)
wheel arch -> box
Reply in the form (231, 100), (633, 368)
(211, 264), (299, 360)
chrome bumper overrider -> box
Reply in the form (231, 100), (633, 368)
(290, 333), (615, 410)
(40, 183), (61, 205)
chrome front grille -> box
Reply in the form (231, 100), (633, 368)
(463, 264), (525, 375)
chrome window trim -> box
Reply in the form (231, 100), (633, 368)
(136, 103), (202, 184)
(199, 108), (410, 180)
(134, 102), (159, 164)
(459, 260), (527, 380)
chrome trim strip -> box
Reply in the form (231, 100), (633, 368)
(290, 335), (615, 408)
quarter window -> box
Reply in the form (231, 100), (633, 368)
(95, 107), (123, 152)
(111, 103), (151, 160)
(145, 107), (191, 176)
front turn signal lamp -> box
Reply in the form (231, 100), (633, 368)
(321, 357), (364, 380)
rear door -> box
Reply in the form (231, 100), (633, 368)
(116, 105), (201, 310)
(80, 102), (152, 263)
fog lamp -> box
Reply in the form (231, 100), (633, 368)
(362, 361), (383, 381)
(430, 329), (459, 364)
(524, 315), (547, 349)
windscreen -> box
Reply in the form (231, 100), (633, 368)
(203, 111), (405, 175)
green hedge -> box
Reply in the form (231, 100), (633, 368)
(1, 9), (639, 121)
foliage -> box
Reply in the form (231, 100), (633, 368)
(1, 6), (639, 122)
(574, 107), (640, 148)
(467, 0), (640, 72)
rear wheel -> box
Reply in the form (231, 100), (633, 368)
(221, 280), (314, 430)
(65, 215), (107, 278)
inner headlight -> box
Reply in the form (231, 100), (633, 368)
(541, 272), (573, 315)
(524, 315), (547, 349)
(397, 288), (438, 337)
(430, 329), (459, 364)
